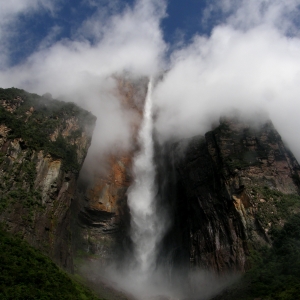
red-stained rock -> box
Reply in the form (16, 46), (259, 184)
(75, 76), (148, 263)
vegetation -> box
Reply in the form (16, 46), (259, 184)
(253, 186), (300, 229)
(213, 120), (300, 299)
(216, 120), (281, 173)
(0, 87), (96, 172)
(0, 188), (42, 213)
(215, 214), (300, 300)
(0, 86), (96, 226)
(0, 147), (42, 214)
(0, 88), (104, 299)
(0, 227), (103, 300)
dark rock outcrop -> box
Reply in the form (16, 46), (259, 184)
(156, 116), (300, 274)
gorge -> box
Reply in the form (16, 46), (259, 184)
(1, 77), (300, 300)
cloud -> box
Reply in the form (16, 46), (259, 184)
(203, 0), (300, 33)
(0, 0), (167, 159)
(0, 0), (59, 68)
(1, 0), (300, 161)
(0, 0), (56, 20)
(1, 0), (300, 160)
(153, 0), (300, 161)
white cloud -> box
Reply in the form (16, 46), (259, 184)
(153, 1), (300, 161)
(203, 0), (300, 33)
(0, 0), (55, 18)
(0, 0), (166, 90)
(1, 0), (300, 161)
(0, 0), (167, 160)
(0, 0), (59, 68)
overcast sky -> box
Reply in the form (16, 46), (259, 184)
(1, 0), (300, 160)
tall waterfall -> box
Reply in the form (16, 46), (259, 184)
(127, 78), (161, 275)
(104, 78), (228, 300)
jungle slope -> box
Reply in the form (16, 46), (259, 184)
(0, 226), (101, 300)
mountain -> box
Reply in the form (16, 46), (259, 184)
(1, 83), (300, 300)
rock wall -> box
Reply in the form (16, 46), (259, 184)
(157, 117), (300, 274)
(74, 76), (148, 263)
(3, 84), (299, 278)
(0, 88), (95, 270)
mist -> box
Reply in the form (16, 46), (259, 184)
(2, 0), (300, 158)
(1, 0), (300, 299)
(153, 1), (300, 161)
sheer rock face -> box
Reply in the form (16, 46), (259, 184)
(4, 84), (299, 278)
(157, 117), (300, 274)
(0, 90), (95, 271)
(75, 77), (148, 263)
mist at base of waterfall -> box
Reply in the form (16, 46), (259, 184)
(78, 259), (237, 300)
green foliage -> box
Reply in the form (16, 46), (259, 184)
(246, 214), (300, 299)
(0, 88), (21, 101)
(0, 227), (103, 300)
(216, 120), (281, 173)
(253, 186), (300, 228)
(0, 151), (43, 214)
(0, 187), (43, 224)
(215, 214), (300, 300)
(23, 160), (37, 188)
(0, 87), (96, 172)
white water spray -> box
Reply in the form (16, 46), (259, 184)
(127, 78), (162, 275)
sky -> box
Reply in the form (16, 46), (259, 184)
(1, 0), (211, 66)
(1, 0), (300, 161)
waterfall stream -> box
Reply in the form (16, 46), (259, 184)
(103, 78), (227, 300)
(127, 78), (161, 276)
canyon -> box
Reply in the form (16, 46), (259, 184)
(1, 79), (300, 299)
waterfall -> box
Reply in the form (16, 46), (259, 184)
(105, 78), (228, 300)
(127, 78), (161, 275)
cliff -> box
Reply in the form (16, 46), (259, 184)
(2, 82), (300, 298)
(0, 88), (96, 270)
(74, 76), (148, 264)
(156, 116), (300, 274)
